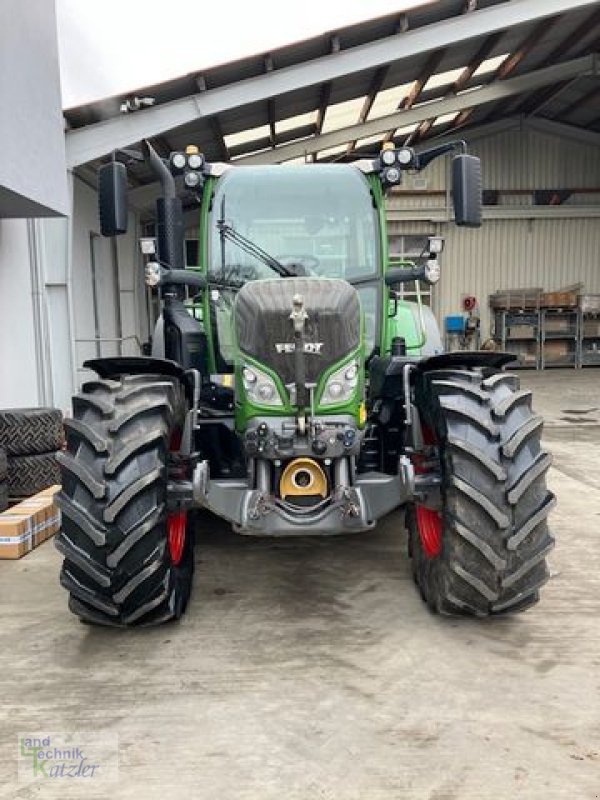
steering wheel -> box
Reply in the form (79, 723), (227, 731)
(276, 254), (320, 275)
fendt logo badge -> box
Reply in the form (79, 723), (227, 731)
(275, 342), (324, 354)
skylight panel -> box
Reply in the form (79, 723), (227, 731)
(368, 83), (413, 119)
(321, 97), (367, 133)
(224, 125), (270, 149)
(473, 53), (510, 77)
(424, 67), (466, 92)
(276, 111), (317, 134)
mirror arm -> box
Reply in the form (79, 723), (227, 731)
(415, 140), (467, 170)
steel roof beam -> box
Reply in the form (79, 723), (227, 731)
(382, 49), (446, 143)
(345, 14), (410, 154)
(510, 6), (600, 117)
(65, 0), (599, 167)
(238, 54), (598, 164)
(410, 30), (505, 144)
(452, 15), (561, 131)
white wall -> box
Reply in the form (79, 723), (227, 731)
(71, 177), (148, 387)
(0, 0), (68, 217)
(0, 220), (41, 407)
(0, 178), (148, 411)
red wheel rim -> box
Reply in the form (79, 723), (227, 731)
(168, 511), (187, 566)
(413, 424), (443, 559)
(415, 505), (442, 558)
(167, 429), (187, 565)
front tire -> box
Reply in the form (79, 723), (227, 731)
(55, 374), (194, 627)
(409, 368), (555, 616)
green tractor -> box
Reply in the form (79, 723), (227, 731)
(56, 139), (555, 626)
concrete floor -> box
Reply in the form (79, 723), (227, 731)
(1, 369), (599, 799)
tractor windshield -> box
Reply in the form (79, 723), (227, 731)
(208, 165), (380, 283)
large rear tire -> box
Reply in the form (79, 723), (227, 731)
(55, 374), (194, 627)
(408, 368), (555, 616)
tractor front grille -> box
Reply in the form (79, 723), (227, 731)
(234, 278), (360, 386)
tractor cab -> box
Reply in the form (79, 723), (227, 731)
(204, 164), (382, 369)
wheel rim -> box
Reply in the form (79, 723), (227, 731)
(168, 511), (187, 566)
(414, 424), (443, 559)
(168, 429), (187, 566)
(415, 505), (442, 558)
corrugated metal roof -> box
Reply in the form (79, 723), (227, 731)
(64, 0), (600, 191)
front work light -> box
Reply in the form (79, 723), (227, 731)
(145, 262), (161, 287)
(184, 171), (201, 189)
(170, 152), (186, 172)
(242, 364), (283, 407)
(321, 359), (359, 406)
(428, 236), (444, 255)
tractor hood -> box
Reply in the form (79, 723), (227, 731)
(235, 278), (361, 387)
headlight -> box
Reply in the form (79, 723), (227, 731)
(424, 259), (441, 284)
(188, 153), (204, 170)
(184, 171), (201, 188)
(170, 152), (186, 171)
(321, 359), (359, 407)
(144, 262), (161, 287)
(397, 147), (414, 166)
(428, 236), (444, 254)
(242, 364), (283, 407)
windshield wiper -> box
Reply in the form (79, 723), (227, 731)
(217, 198), (296, 278)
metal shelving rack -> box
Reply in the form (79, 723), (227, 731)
(540, 308), (578, 369)
(578, 295), (600, 367)
(493, 310), (540, 369)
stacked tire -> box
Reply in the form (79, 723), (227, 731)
(0, 408), (63, 499)
(0, 447), (8, 512)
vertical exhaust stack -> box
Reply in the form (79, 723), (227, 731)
(142, 140), (185, 276)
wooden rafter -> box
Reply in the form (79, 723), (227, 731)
(554, 84), (600, 121)
(409, 30), (504, 144)
(264, 55), (276, 146)
(507, 7), (600, 117)
(345, 15), (410, 154)
(195, 75), (229, 161)
(382, 49), (446, 143)
(447, 15), (561, 132)
(310, 36), (340, 162)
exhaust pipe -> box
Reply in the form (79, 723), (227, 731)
(142, 140), (184, 272)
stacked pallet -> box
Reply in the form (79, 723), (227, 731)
(490, 284), (598, 369)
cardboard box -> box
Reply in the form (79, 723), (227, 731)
(13, 497), (54, 546)
(541, 291), (578, 308)
(507, 325), (536, 339)
(543, 341), (570, 361)
(544, 316), (573, 333)
(0, 489), (61, 558)
(583, 319), (600, 338)
(0, 513), (34, 559)
(490, 289), (542, 310)
(38, 484), (61, 499)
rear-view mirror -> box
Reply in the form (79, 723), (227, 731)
(452, 154), (482, 228)
(98, 161), (128, 236)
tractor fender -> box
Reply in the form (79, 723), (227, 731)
(151, 315), (165, 358)
(83, 355), (187, 381)
(416, 351), (516, 373)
